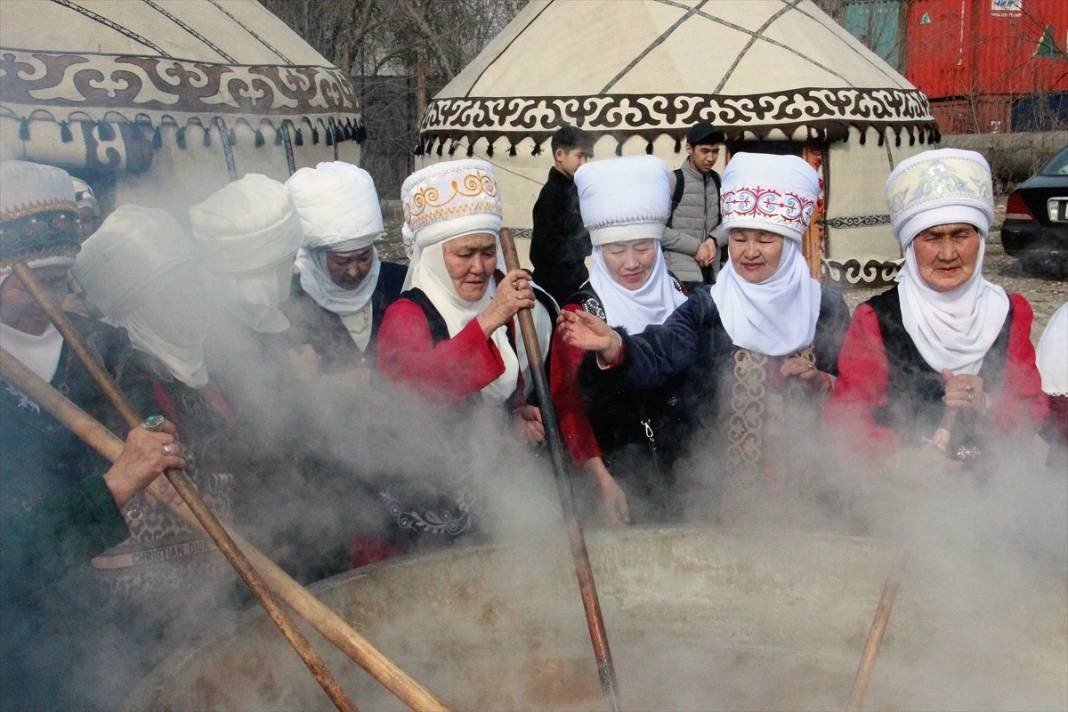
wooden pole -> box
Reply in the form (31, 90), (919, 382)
(497, 229), (621, 711)
(11, 264), (359, 712)
(846, 408), (959, 711)
(0, 347), (448, 712)
(845, 548), (909, 712)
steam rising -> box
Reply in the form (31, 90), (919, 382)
(14, 171), (1065, 710)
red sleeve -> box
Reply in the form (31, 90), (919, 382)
(549, 304), (603, 465)
(988, 294), (1048, 434)
(376, 299), (505, 404)
(823, 303), (901, 457)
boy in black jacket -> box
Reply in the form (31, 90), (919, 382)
(530, 125), (594, 304)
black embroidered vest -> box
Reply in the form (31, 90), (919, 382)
(868, 286), (1012, 450)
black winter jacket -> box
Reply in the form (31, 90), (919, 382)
(531, 167), (591, 304)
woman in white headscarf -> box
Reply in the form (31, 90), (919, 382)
(827, 148), (1047, 463)
(549, 156), (688, 525)
(72, 204), (238, 620)
(375, 159), (554, 544)
(558, 153), (850, 510)
(285, 162), (406, 377)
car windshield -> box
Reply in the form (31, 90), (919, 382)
(1039, 147), (1068, 176)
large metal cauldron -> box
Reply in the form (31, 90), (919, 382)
(128, 527), (1067, 711)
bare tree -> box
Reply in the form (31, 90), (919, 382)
(261, 0), (524, 195)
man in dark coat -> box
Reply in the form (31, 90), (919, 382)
(530, 125), (594, 304)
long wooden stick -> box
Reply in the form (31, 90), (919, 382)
(498, 229), (621, 711)
(845, 548), (909, 712)
(0, 347), (448, 712)
(846, 407), (959, 711)
(11, 264), (359, 712)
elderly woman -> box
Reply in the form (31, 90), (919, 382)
(550, 156), (688, 525)
(826, 148), (1047, 463)
(558, 153), (850, 511)
(73, 205), (238, 608)
(284, 162), (405, 377)
(375, 159), (553, 543)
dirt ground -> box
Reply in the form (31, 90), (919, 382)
(380, 197), (1068, 342)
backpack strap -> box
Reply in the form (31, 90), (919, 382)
(666, 167), (685, 228)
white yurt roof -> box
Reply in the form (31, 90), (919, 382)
(419, 0), (936, 151)
(0, 0), (364, 178)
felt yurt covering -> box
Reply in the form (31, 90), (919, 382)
(416, 0), (939, 286)
(0, 0), (365, 214)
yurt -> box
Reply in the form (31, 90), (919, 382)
(0, 0), (365, 214)
(416, 0), (939, 286)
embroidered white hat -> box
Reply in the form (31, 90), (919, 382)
(189, 173), (303, 274)
(286, 161), (384, 252)
(401, 159), (502, 247)
(885, 148), (994, 248)
(0, 161), (80, 272)
(74, 205), (195, 315)
(575, 155), (670, 246)
(718, 152), (819, 243)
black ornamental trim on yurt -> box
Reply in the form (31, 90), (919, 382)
(417, 88), (939, 154)
(0, 49), (363, 131)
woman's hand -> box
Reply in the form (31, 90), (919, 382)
(781, 357), (832, 393)
(104, 420), (185, 508)
(695, 239), (718, 267)
(477, 268), (535, 337)
(942, 369), (988, 416)
(557, 310), (622, 365)
(584, 458), (630, 525)
(512, 404), (545, 444)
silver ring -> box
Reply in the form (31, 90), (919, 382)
(163, 443), (174, 455)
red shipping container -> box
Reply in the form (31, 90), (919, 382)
(904, 0), (1068, 100)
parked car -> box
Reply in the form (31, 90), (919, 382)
(1001, 145), (1068, 277)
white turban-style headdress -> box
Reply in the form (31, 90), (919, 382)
(75, 206), (210, 387)
(189, 174), (302, 333)
(287, 162), (384, 331)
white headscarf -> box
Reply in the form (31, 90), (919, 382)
(887, 149), (1009, 375)
(0, 322), (63, 384)
(402, 159), (550, 405)
(710, 153), (822, 356)
(575, 155), (684, 332)
(1037, 302), (1068, 396)
(189, 174), (302, 333)
(74, 205), (210, 388)
(588, 248), (685, 332)
(287, 162), (385, 326)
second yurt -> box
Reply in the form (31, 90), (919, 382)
(416, 0), (939, 285)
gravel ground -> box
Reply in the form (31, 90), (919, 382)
(380, 197), (1068, 342)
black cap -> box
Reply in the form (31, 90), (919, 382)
(686, 121), (726, 145)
